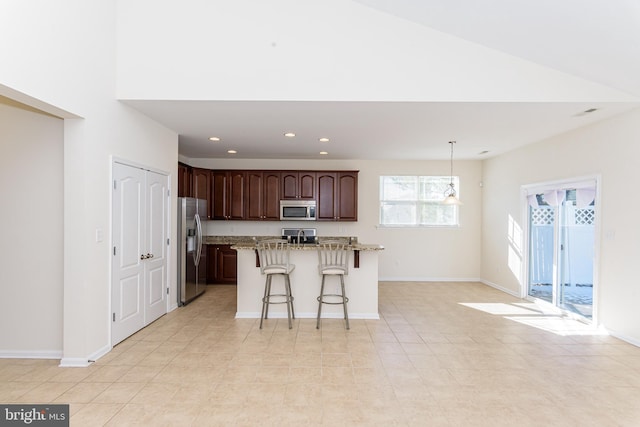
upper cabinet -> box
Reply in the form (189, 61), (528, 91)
(192, 168), (211, 218)
(179, 165), (357, 222)
(245, 171), (280, 221)
(281, 171), (315, 200)
(317, 171), (358, 221)
(178, 163), (192, 197)
(211, 170), (245, 220)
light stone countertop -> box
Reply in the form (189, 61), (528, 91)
(203, 235), (383, 251)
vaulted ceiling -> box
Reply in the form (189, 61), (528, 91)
(124, 0), (640, 160)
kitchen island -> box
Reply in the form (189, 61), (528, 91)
(220, 237), (383, 321)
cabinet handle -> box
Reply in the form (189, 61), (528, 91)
(140, 254), (145, 260)
(147, 253), (154, 259)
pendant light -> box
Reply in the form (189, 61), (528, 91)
(443, 141), (462, 205)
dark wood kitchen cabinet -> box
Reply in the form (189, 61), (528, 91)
(192, 168), (211, 218)
(207, 245), (237, 284)
(316, 171), (358, 221)
(211, 171), (245, 220)
(178, 162), (192, 197)
(179, 164), (358, 221)
(245, 171), (280, 220)
(281, 171), (315, 200)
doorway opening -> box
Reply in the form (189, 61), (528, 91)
(525, 179), (598, 323)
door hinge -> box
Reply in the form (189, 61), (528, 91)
(112, 313), (115, 322)
(166, 287), (169, 295)
(167, 238), (170, 245)
(167, 189), (170, 198)
(113, 246), (116, 256)
(113, 180), (117, 190)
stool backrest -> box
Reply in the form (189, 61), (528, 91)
(257, 239), (292, 274)
(317, 240), (350, 275)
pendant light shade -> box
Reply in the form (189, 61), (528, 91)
(443, 141), (462, 205)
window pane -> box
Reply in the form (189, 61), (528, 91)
(420, 176), (454, 201)
(381, 203), (416, 225)
(381, 176), (417, 201)
(418, 203), (457, 225)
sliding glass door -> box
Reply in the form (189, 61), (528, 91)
(527, 184), (596, 320)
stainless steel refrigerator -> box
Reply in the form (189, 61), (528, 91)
(177, 197), (207, 305)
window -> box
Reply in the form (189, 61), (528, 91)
(379, 175), (459, 226)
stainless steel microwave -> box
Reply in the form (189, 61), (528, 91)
(280, 200), (317, 221)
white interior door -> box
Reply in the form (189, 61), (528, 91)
(145, 170), (168, 323)
(112, 163), (146, 345)
(112, 163), (169, 346)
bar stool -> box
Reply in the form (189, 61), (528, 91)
(316, 240), (350, 329)
(256, 239), (295, 329)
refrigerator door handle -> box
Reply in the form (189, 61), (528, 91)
(194, 213), (203, 266)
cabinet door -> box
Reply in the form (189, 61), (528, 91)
(245, 171), (264, 221)
(228, 171), (245, 220)
(211, 171), (228, 220)
(281, 171), (315, 199)
(217, 246), (238, 284)
(281, 172), (298, 199)
(337, 172), (358, 221)
(316, 172), (337, 220)
(192, 168), (211, 218)
(263, 172), (280, 220)
(299, 172), (316, 199)
(178, 163), (192, 197)
(206, 245), (217, 284)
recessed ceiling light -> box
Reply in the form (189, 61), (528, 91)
(209, 136), (221, 141)
(479, 150), (489, 155)
(227, 150), (237, 154)
(284, 132), (296, 138)
(319, 137), (329, 142)
(320, 151), (328, 155)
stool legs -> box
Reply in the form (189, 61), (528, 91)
(316, 275), (326, 329)
(260, 273), (294, 330)
(316, 274), (349, 330)
(340, 275), (350, 330)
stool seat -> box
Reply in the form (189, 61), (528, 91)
(257, 239), (295, 329)
(316, 240), (350, 329)
(263, 265), (295, 275)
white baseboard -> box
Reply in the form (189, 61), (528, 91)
(606, 329), (640, 347)
(480, 279), (521, 298)
(0, 350), (62, 360)
(58, 357), (91, 368)
(379, 277), (482, 282)
(235, 311), (379, 320)
(58, 343), (112, 367)
(87, 344), (112, 363)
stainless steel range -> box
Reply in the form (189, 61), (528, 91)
(281, 228), (317, 244)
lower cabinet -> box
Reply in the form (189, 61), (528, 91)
(207, 245), (238, 284)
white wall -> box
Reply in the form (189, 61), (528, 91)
(0, 100), (64, 357)
(0, 1), (179, 364)
(481, 107), (640, 344)
(187, 157), (483, 281)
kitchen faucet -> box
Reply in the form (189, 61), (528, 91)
(297, 228), (306, 245)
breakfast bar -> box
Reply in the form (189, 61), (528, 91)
(230, 239), (384, 320)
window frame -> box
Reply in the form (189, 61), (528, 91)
(378, 175), (460, 228)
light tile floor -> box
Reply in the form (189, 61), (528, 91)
(2, 282), (640, 426)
